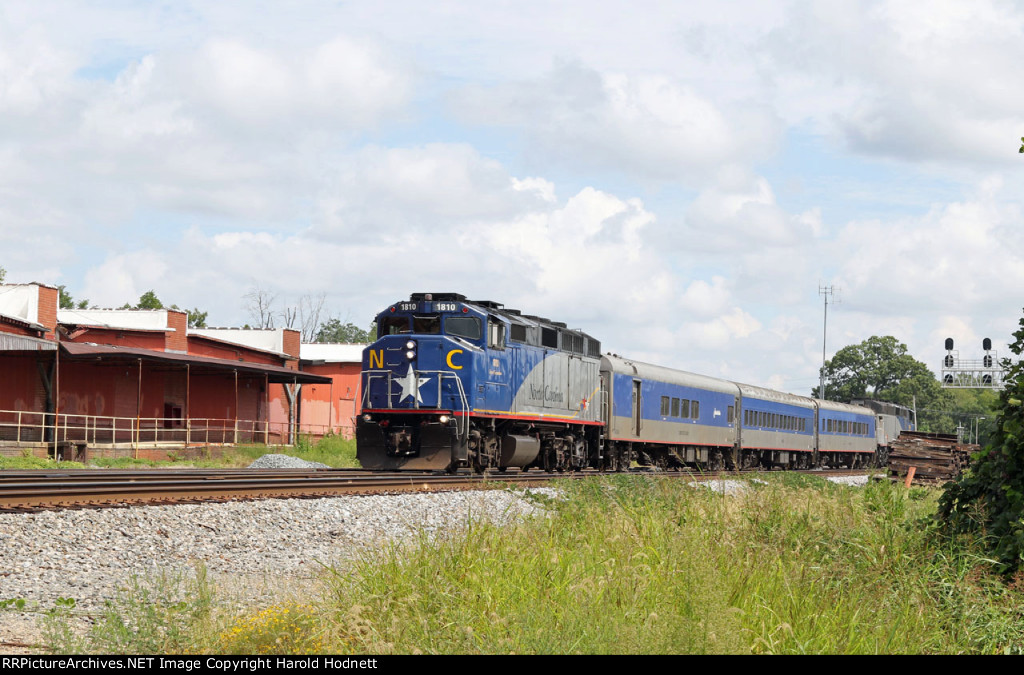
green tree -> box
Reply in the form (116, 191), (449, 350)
(182, 308), (208, 329)
(136, 290), (163, 310)
(57, 285), (89, 310)
(0, 266), (6, 283)
(814, 335), (951, 432)
(946, 388), (1000, 445)
(119, 290), (208, 327)
(314, 318), (375, 343)
(939, 309), (1024, 573)
(119, 290), (163, 310)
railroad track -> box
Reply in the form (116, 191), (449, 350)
(0, 467), (876, 512)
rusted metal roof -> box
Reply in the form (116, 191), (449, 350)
(59, 341), (330, 384)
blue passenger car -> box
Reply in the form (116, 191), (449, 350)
(815, 400), (877, 467)
(736, 384), (816, 468)
(599, 354), (738, 470)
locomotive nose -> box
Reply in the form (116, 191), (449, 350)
(363, 335), (469, 411)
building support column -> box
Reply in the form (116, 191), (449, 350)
(135, 358), (142, 458)
(283, 378), (301, 446)
(185, 364), (191, 447)
(37, 357), (55, 444)
(234, 370), (239, 445)
(53, 332), (61, 450)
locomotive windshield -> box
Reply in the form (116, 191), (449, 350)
(379, 313), (482, 340)
(379, 316), (410, 336)
(413, 315), (441, 334)
(378, 314), (444, 337)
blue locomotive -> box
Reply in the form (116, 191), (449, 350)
(357, 293), (604, 472)
(357, 293), (895, 472)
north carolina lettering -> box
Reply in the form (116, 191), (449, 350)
(529, 384), (564, 403)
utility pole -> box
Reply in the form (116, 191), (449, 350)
(819, 284), (837, 400)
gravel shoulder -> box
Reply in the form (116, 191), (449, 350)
(0, 487), (551, 652)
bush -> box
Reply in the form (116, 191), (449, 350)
(939, 310), (1024, 573)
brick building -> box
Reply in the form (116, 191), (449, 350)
(187, 330), (366, 440)
(295, 343), (364, 439)
(0, 283), (329, 460)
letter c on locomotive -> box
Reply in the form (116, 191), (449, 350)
(446, 349), (464, 370)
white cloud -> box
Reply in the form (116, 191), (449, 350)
(834, 178), (1024, 316)
(81, 251), (170, 308)
(763, 0), (1024, 164)
(452, 61), (781, 182)
(186, 37), (411, 130)
(685, 170), (823, 250)
(314, 144), (554, 238)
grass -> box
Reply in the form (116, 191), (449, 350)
(0, 434), (359, 470)
(224, 434), (360, 469)
(36, 475), (1024, 654)
(0, 454), (86, 470)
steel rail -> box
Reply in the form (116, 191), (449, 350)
(0, 467), (874, 512)
(0, 470), (574, 511)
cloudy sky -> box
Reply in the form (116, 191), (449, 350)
(3, 1), (1023, 395)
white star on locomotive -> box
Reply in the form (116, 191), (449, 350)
(394, 366), (431, 403)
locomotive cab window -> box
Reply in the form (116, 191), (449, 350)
(412, 315), (441, 334)
(380, 316), (410, 336)
(488, 321), (506, 349)
(445, 316), (482, 341)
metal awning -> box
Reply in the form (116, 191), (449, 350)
(0, 333), (57, 352)
(60, 341), (331, 384)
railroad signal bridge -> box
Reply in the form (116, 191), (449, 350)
(941, 337), (1006, 389)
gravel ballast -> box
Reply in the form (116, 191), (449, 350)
(0, 487), (552, 650)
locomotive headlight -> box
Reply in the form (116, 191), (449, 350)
(438, 414), (450, 424)
(406, 350), (416, 360)
(362, 413), (373, 422)
(405, 340), (416, 350)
